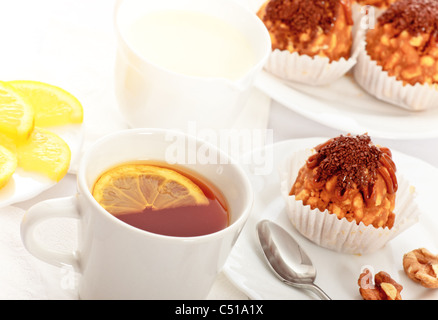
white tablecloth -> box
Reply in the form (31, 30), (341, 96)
(1, 0), (438, 300)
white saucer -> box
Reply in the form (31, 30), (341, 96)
(223, 138), (438, 300)
(255, 71), (438, 140)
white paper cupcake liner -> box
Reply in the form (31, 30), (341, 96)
(353, 35), (438, 111)
(263, 26), (363, 86)
(280, 148), (421, 255)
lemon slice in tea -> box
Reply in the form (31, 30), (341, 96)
(0, 81), (35, 142)
(0, 145), (18, 189)
(92, 164), (209, 215)
(8, 80), (83, 127)
(17, 127), (71, 182)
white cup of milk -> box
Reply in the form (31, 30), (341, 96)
(114, 0), (271, 130)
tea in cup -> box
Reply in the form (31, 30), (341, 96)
(91, 160), (230, 237)
(21, 128), (253, 299)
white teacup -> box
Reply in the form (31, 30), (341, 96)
(21, 129), (253, 299)
(114, 0), (271, 130)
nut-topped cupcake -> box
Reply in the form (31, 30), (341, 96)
(290, 134), (397, 229)
(257, 0), (353, 61)
(367, 0), (438, 86)
(354, 0), (438, 110)
(280, 135), (421, 254)
(257, 0), (360, 85)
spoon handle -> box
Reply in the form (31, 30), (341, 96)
(308, 284), (331, 300)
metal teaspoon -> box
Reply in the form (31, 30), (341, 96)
(256, 219), (331, 300)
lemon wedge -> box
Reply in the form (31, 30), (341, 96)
(92, 164), (209, 215)
(0, 81), (35, 142)
(0, 145), (17, 189)
(8, 80), (83, 127)
(17, 127), (71, 181)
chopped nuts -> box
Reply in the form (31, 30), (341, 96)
(358, 268), (403, 300)
(403, 248), (438, 289)
(356, 247), (438, 299)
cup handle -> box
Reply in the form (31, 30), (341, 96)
(21, 196), (80, 270)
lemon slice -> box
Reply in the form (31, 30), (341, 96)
(8, 80), (83, 127)
(0, 145), (17, 189)
(17, 127), (71, 181)
(92, 164), (209, 215)
(0, 81), (35, 142)
(0, 132), (17, 154)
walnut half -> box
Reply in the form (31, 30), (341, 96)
(358, 268), (403, 300)
(403, 248), (438, 289)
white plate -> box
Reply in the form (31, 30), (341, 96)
(255, 70), (438, 140)
(0, 124), (83, 208)
(223, 138), (438, 300)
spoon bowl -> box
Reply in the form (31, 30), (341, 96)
(256, 219), (331, 300)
